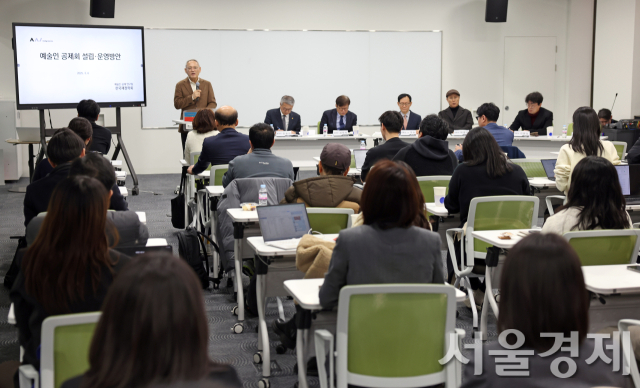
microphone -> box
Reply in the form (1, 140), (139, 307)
(195, 81), (200, 102)
(611, 92), (618, 113)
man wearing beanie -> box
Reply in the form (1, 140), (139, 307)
(438, 89), (474, 132)
(280, 143), (362, 212)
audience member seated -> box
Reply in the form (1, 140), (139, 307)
(461, 233), (630, 388)
(188, 106), (250, 175)
(542, 156), (631, 235)
(319, 95), (357, 134)
(222, 123), (294, 187)
(393, 114), (458, 176)
(77, 99), (112, 154)
(444, 127), (529, 306)
(274, 160), (442, 349)
(508, 91), (554, 136)
(10, 176), (130, 383)
(280, 143), (361, 212)
(455, 103), (512, 162)
(598, 108), (618, 128)
(360, 110), (408, 181)
(438, 89), (473, 131)
(555, 107), (620, 195)
(61, 252), (241, 388)
(26, 154), (149, 247)
(23, 129), (85, 226)
(264, 95), (301, 134)
(184, 108), (218, 161)
(32, 117), (93, 182)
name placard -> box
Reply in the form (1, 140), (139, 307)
(452, 130), (468, 136)
(400, 130), (416, 136)
(275, 131), (288, 137)
(333, 130), (349, 137)
(514, 130), (530, 138)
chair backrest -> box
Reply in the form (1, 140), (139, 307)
(466, 196), (539, 258)
(416, 176), (451, 203)
(350, 154), (356, 169)
(611, 141), (627, 160)
(40, 312), (101, 388)
(567, 123), (574, 136)
(210, 164), (229, 186)
(563, 229), (640, 266)
(307, 208), (354, 234)
(510, 159), (546, 178)
(317, 121), (322, 135)
(336, 284), (457, 388)
(190, 152), (212, 172)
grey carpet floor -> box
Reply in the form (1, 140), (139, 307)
(0, 173), (497, 388)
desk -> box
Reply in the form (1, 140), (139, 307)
(136, 211), (146, 225)
(118, 186), (128, 197)
(248, 235), (338, 386)
(583, 265), (640, 332)
(528, 177), (557, 189)
(227, 208), (260, 331)
(270, 134), (371, 161)
(424, 203), (461, 250)
(471, 229), (536, 340)
(283, 278), (466, 388)
(5, 139), (41, 193)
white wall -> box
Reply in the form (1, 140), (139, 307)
(0, 0), (594, 175)
(632, 0), (640, 116)
(593, 0), (639, 120)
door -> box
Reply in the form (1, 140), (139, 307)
(503, 37), (556, 127)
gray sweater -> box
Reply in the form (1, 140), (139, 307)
(222, 148), (294, 188)
(319, 224), (444, 309)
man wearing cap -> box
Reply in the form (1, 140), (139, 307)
(438, 89), (473, 132)
(280, 143), (362, 212)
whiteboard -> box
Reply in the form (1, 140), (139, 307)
(142, 29), (441, 128)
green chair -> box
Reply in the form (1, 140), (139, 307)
(618, 319), (640, 387)
(19, 312), (101, 388)
(545, 195), (566, 215)
(307, 208), (354, 234)
(317, 121), (322, 135)
(314, 284), (463, 388)
(563, 229), (640, 266)
(211, 164), (229, 186)
(350, 154), (356, 169)
(611, 141), (627, 161)
(445, 196), (538, 331)
(567, 123), (574, 136)
(510, 159), (547, 178)
(417, 176), (451, 203)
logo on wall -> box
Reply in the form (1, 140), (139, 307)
(30, 38), (52, 42)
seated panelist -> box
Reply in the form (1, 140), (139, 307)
(397, 93), (421, 130)
(509, 91), (553, 135)
(264, 95), (301, 134)
(438, 89), (473, 132)
(319, 95), (357, 134)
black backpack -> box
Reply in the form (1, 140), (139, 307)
(177, 227), (219, 289)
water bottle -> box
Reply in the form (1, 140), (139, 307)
(360, 140), (366, 149)
(562, 125), (568, 138)
(258, 184), (267, 206)
(323, 124), (328, 137)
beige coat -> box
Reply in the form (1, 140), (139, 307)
(295, 235), (336, 279)
(554, 140), (620, 194)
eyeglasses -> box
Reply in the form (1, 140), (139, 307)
(398, 102), (411, 106)
(526, 103), (539, 108)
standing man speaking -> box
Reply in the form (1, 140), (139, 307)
(174, 59), (217, 150)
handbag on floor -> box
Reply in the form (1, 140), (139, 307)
(177, 227), (220, 289)
(171, 166), (188, 229)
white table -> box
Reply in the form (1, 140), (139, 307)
(425, 202), (449, 217)
(227, 209), (260, 330)
(136, 211), (146, 225)
(118, 186), (128, 197)
(583, 265), (640, 332)
(146, 238), (169, 246)
(248, 235), (338, 386)
(270, 134), (371, 161)
(528, 177), (557, 189)
(283, 278), (466, 388)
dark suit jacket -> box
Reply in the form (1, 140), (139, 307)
(438, 106), (474, 132)
(509, 107), (553, 135)
(627, 137), (640, 164)
(192, 128), (250, 175)
(173, 78), (217, 133)
(319, 109), (357, 134)
(32, 158), (128, 211)
(361, 137), (409, 181)
(264, 108), (301, 133)
(402, 111), (422, 130)
(23, 163), (72, 226)
(88, 121), (111, 154)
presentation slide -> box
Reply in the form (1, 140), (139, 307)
(14, 24), (146, 108)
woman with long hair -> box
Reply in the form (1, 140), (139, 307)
(11, 176), (129, 375)
(543, 156), (631, 234)
(461, 233), (630, 387)
(62, 252), (241, 388)
(555, 106), (620, 194)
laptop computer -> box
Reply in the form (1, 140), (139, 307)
(257, 203), (311, 250)
(16, 127), (41, 142)
(541, 159), (556, 181)
(616, 165), (640, 205)
(353, 149), (367, 170)
(114, 244), (173, 257)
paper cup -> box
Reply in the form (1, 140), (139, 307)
(547, 126), (553, 137)
(434, 187), (446, 207)
(352, 125), (360, 136)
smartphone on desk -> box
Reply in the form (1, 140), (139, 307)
(627, 265), (640, 273)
